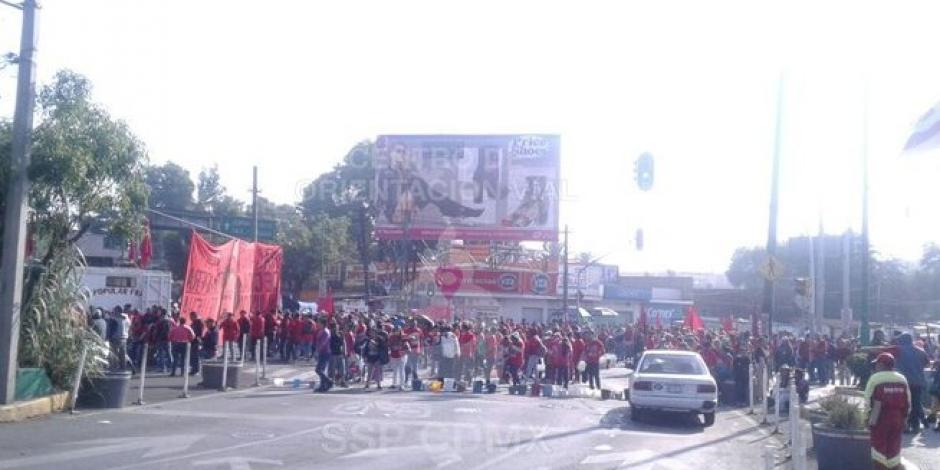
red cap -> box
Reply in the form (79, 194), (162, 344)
(872, 352), (895, 369)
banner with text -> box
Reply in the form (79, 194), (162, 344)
(180, 231), (282, 320)
(374, 134), (560, 241)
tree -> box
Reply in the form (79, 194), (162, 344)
(195, 165), (243, 216)
(1, 70), (148, 305)
(145, 162), (194, 211)
(278, 211), (352, 295)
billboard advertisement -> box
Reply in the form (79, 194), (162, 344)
(374, 134), (560, 241)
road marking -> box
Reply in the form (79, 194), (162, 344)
(192, 457), (282, 470)
(580, 449), (690, 469)
(0, 434), (202, 469)
(594, 444), (613, 451)
(108, 426), (326, 470)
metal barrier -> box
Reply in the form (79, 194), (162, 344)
(240, 335), (248, 367)
(788, 378), (807, 470)
(771, 371), (782, 434)
(134, 343), (149, 405)
(69, 343), (89, 413)
(748, 362), (755, 415)
(179, 342), (192, 398)
(261, 337), (267, 379)
(220, 341), (230, 391)
(254, 340), (261, 386)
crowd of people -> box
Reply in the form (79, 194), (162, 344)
(88, 304), (940, 434)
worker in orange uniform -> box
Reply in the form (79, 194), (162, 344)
(865, 352), (911, 470)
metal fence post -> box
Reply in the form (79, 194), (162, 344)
(788, 379), (798, 446)
(771, 372), (781, 434)
(748, 362), (755, 415)
(220, 341), (230, 392)
(254, 339), (261, 386)
(69, 343), (89, 413)
(179, 342), (191, 398)
(134, 342), (149, 405)
(763, 446), (775, 470)
(240, 335), (248, 366)
(759, 363), (769, 425)
(261, 337), (267, 380)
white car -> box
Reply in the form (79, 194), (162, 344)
(628, 350), (718, 426)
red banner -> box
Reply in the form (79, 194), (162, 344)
(180, 231), (282, 320)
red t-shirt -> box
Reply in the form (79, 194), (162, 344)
(249, 315), (265, 339)
(485, 333), (500, 359)
(459, 331), (477, 357)
(403, 327), (423, 354)
(584, 340), (605, 364)
(220, 318), (240, 342)
(388, 333), (406, 359)
(572, 338), (585, 362)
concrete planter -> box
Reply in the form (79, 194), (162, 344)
(76, 370), (132, 409)
(200, 361), (244, 390)
(811, 423), (871, 470)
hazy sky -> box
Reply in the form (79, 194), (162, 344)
(2, 1), (940, 274)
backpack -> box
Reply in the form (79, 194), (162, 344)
(302, 320), (315, 335)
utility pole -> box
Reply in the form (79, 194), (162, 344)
(841, 230), (852, 331)
(816, 221), (826, 334)
(860, 88), (871, 345)
(561, 225), (569, 320)
(0, 0), (39, 405)
(251, 166), (259, 242)
(762, 75), (785, 339)
(808, 235), (816, 334)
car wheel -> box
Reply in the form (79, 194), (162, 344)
(702, 412), (716, 427)
(631, 406), (644, 421)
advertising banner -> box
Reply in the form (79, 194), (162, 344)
(442, 269), (557, 297)
(180, 231), (283, 320)
(374, 134), (560, 241)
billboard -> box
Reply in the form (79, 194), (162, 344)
(374, 134), (560, 241)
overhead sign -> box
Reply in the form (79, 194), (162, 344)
(759, 256), (783, 281)
(373, 135), (560, 241)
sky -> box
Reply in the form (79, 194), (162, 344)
(2, 0), (940, 275)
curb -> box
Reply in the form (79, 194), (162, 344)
(0, 391), (70, 423)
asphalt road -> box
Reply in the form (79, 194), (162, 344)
(0, 365), (936, 470)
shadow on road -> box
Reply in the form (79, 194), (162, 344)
(600, 406), (705, 435)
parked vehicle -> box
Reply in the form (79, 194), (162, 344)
(628, 350), (718, 426)
(81, 266), (172, 312)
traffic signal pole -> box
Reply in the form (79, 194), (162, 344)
(762, 75), (785, 340)
(0, 0), (38, 405)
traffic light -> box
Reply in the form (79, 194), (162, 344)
(634, 152), (654, 191)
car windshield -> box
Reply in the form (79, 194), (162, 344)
(639, 355), (706, 375)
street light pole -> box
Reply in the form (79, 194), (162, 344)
(0, 0), (39, 405)
(561, 225), (569, 320)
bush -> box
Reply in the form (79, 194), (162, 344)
(819, 395), (866, 430)
(18, 245), (108, 390)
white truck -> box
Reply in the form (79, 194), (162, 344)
(81, 266), (173, 312)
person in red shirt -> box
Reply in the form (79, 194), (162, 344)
(571, 333), (585, 384)
(387, 326), (410, 390)
(524, 330), (547, 380)
(168, 317), (196, 376)
(403, 320), (424, 383)
(483, 327), (500, 384)
(288, 313), (304, 362)
(263, 311), (277, 356)
(583, 332), (606, 390)
(550, 333), (572, 388)
(506, 333), (525, 386)
(458, 323), (477, 382)
(219, 312), (240, 361)
(248, 312), (265, 361)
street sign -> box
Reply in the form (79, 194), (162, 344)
(759, 256), (783, 281)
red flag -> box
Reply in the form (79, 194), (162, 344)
(721, 315), (734, 332)
(139, 223), (153, 268)
(318, 288), (334, 315)
(683, 306), (704, 331)
(636, 305), (648, 332)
